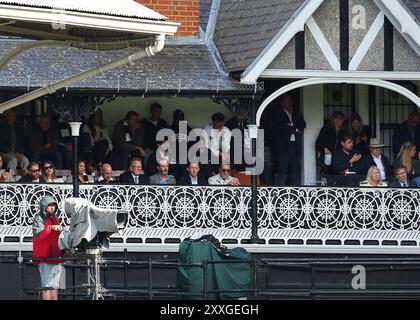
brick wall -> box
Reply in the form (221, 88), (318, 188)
(139, 0), (200, 36)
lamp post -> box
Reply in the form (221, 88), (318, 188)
(248, 100), (260, 244)
(69, 118), (82, 197)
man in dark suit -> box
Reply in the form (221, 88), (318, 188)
(392, 111), (420, 157)
(140, 103), (168, 151)
(112, 111), (146, 169)
(178, 162), (207, 185)
(118, 157), (149, 185)
(332, 134), (364, 187)
(274, 94), (306, 186)
(361, 139), (392, 183)
(20, 162), (46, 183)
(389, 165), (415, 188)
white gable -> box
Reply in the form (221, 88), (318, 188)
(241, 0), (420, 84)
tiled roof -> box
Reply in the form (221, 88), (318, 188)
(401, 0), (420, 22)
(200, 0), (213, 32)
(0, 0), (167, 20)
(213, 0), (305, 72)
(0, 39), (256, 94)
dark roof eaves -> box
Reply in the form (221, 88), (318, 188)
(398, 0), (420, 23)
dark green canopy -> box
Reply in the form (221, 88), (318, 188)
(176, 237), (251, 300)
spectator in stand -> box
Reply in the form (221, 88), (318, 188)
(203, 112), (232, 171)
(149, 158), (176, 185)
(141, 103), (168, 151)
(42, 160), (64, 183)
(0, 154), (14, 182)
(225, 104), (249, 172)
(392, 111), (420, 157)
(29, 113), (62, 169)
(0, 109), (29, 172)
(20, 162), (46, 183)
(169, 109), (192, 178)
(188, 136), (212, 180)
(112, 111), (146, 170)
(118, 157), (149, 185)
(208, 163), (240, 186)
(332, 134), (364, 187)
(348, 113), (371, 155)
(82, 108), (113, 166)
(97, 163), (115, 184)
(361, 139), (392, 183)
(389, 165), (415, 188)
(65, 160), (90, 183)
(57, 115), (74, 170)
(32, 195), (63, 300)
(145, 140), (179, 180)
(393, 141), (420, 186)
(360, 166), (388, 187)
(178, 162), (207, 185)
(169, 109), (192, 136)
(273, 94), (306, 186)
(315, 111), (345, 185)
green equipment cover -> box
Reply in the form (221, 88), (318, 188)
(176, 236), (251, 300)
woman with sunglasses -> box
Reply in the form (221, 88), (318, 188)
(0, 154), (14, 182)
(42, 161), (64, 183)
(65, 160), (91, 183)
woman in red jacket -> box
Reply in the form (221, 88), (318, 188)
(32, 195), (63, 300)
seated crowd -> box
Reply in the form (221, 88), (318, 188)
(316, 110), (420, 187)
(1, 103), (420, 188)
(0, 104), (244, 186)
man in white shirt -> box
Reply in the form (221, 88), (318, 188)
(208, 164), (240, 186)
(203, 113), (232, 163)
(97, 163), (115, 184)
(361, 139), (392, 182)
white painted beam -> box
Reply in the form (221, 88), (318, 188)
(241, 0), (324, 84)
(306, 16), (341, 71)
(349, 12), (384, 71)
(260, 69), (420, 80)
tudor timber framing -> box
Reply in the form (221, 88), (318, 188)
(348, 12), (385, 71)
(240, 0), (420, 85)
(305, 16), (340, 71)
(240, 0), (324, 85)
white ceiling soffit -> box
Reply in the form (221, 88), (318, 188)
(0, 0), (180, 48)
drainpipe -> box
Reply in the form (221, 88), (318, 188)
(0, 34), (166, 113)
(0, 40), (67, 71)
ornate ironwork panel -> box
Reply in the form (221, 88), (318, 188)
(1, 184), (420, 253)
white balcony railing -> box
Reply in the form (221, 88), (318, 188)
(0, 184), (419, 253)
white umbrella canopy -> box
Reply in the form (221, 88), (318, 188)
(0, 0), (179, 49)
(0, 0), (167, 20)
(0, 0), (180, 112)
